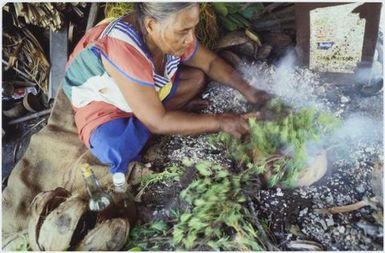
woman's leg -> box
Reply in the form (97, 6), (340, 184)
(89, 117), (151, 174)
(88, 67), (206, 174)
(165, 66), (207, 110)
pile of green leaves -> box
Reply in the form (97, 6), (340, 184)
(173, 161), (265, 251)
(212, 2), (264, 31)
(126, 99), (339, 250)
(127, 160), (269, 251)
(211, 99), (340, 188)
(127, 219), (174, 251)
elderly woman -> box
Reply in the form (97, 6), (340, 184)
(63, 3), (268, 176)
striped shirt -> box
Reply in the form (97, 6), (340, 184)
(63, 18), (199, 147)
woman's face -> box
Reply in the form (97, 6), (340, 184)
(149, 5), (200, 56)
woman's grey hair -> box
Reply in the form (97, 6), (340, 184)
(135, 2), (197, 32)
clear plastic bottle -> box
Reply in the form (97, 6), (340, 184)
(112, 172), (129, 193)
(112, 172), (135, 208)
(110, 172), (137, 223)
(80, 163), (113, 212)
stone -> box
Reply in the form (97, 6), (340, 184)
(276, 188), (284, 197)
(299, 208), (308, 217)
(319, 219), (328, 230)
(326, 217), (335, 227)
(356, 184), (365, 193)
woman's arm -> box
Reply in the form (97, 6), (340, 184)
(184, 45), (269, 104)
(101, 56), (249, 138)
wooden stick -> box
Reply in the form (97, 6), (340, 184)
(86, 3), (99, 31)
(2, 59), (33, 81)
(8, 109), (51, 125)
(315, 197), (378, 214)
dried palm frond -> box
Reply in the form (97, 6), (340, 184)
(3, 29), (50, 94)
(6, 3), (85, 32)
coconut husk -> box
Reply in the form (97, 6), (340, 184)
(295, 150), (327, 187)
(37, 196), (88, 251)
(2, 230), (29, 251)
(214, 31), (249, 49)
(257, 44), (273, 60)
(76, 218), (130, 251)
(28, 187), (71, 251)
(237, 41), (258, 58)
(261, 150), (327, 188)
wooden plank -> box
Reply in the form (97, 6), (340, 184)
(86, 3), (99, 31)
(48, 25), (68, 100)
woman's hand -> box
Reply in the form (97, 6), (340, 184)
(218, 113), (250, 139)
(242, 85), (270, 106)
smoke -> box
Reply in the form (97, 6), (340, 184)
(240, 51), (383, 166)
(240, 50), (328, 112)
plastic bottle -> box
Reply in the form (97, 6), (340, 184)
(80, 163), (113, 212)
(110, 172), (137, 223)
(112, 172), (135, 208)
(112, 172), (129, 193)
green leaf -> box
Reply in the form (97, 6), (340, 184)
(196, 161), (212, 176)
(240, 3), (264, 19)
(188, 217), (208, 230)
(184, 231), (197, 249)
(172, 226), (184, 244)
(207, 240), (221, 251)
(194, 198), (206, 207)
(216, 169), (229, 178)
(182, 157), (194, 167)
(212, 3), (228, 16)
(180, 213), (193, 223)
(221, 17), (239, 31)
(128, 246), (142, 251)
(150, 220), (168, 231)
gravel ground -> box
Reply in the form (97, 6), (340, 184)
(140, 60), (383, 251)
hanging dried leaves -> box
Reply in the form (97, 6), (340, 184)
(3, 29), (50, 94)
(5, 3), (86, 32)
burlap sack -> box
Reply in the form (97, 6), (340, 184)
(2, 88), (114, 239)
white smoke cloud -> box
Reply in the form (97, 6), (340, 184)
(240, 52), (383, 165)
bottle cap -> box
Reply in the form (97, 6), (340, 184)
(80, 163), (92, 177)
(112, 172), (126, 186)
